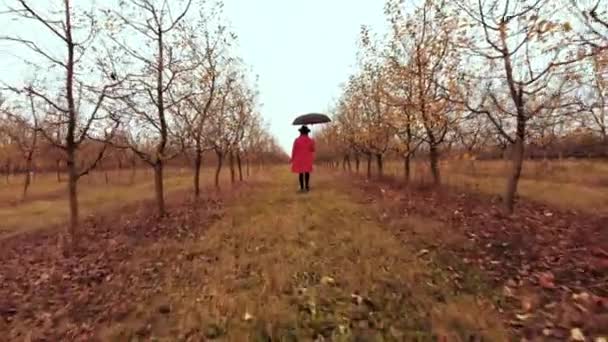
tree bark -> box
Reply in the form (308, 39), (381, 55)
(67, 149), (79, 246)
(237, 152), (243, 181)
(5, 160), (10, 184)
(22, 152), (34, 200)
(376, 153), (383, 178)
(154, 161), (165, 215)
(65, 1), (79, 248)
(229, 150), (236, 184)
(404, 115), (412, 183)
(22, 169), (32, 200)
(56, 159), (61, 182)
(504, 118), (526, 214)
(155, 28), (168, 216)
(193, 147), (202, 198)
(215, 150), (223, 189)
(404, 154), (411, 184)
(429, 144), (440, 185)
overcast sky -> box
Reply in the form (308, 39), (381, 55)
(222, 0), (387, 151)
(0, 0), (388, 152)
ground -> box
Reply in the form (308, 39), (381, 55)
(100, 171), (507, 341)
(1, 167), (607, 341)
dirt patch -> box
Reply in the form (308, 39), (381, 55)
(0, 185), (247, 341)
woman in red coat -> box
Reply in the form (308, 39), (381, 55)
(291, 125), (315, 192)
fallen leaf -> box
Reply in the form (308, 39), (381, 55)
(573, 292), (591, 302)
(417, 249), (429, 257)
(538, 272), (556, 289)
(570, 328), (585, 341)
(320, 276), (336, 286)
(243, 312), (253, 321)
(351, 293), (363, 305)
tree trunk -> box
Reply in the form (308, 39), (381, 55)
(246, 157), (250, 177)
(193, 148), (202, 198)
(404, 154), (411, 183)
(366, 153), (372, 179)
(22, 170), (32, 200)
(22, 154), (34, 200)
(504, 123), (525, 214)
(56, 159), (61, 182)
(215, 150), (223, 189)
(229, 151), (236, 185)
(237, 152), (243, 181)
(346, 155), (352, 172)
(67, 149), (79, 246)
(5, 160), (11, 184)
(65, 5), (79, 250)
(376, 154), (383, 178)
(404, 115), (413, 183)
(355, 154), (360, 173)
(154, 161), (165, 216)
(429, 144), (441, 185)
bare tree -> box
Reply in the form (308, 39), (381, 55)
(108, 0), (194, 215)
(174, 11), (233, 197)
(226, 82), (256, 184)
(0, 91), (40, 199)
(206, 75), (235, 189)
(577, 52), (608, 141)
(454, 0), (586, 213)
(1, 1), (122, 246)
(569, 0), (608, 49)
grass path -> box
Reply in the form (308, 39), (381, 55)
(103, 171), (508, 341)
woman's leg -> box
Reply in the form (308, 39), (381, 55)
(305, 172), (310, 190)
(298, 173), (304, 190)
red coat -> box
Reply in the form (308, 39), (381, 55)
(291, 135), (315, 173)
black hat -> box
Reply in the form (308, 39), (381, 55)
(298, 125), (310, 134)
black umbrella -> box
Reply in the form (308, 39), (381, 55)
(292, 113), (331, 125)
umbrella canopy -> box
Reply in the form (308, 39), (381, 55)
(292, 113), (331, 125)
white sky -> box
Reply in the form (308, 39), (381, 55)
(222, 0), (387, 150)
(0, 0), (388, 151)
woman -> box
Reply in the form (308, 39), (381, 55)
(291, 125), (315, 192)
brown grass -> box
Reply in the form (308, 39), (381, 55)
(381, 159), (608, 213)
(100, 170), (509, 341)
(0, 168), (232, 238)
